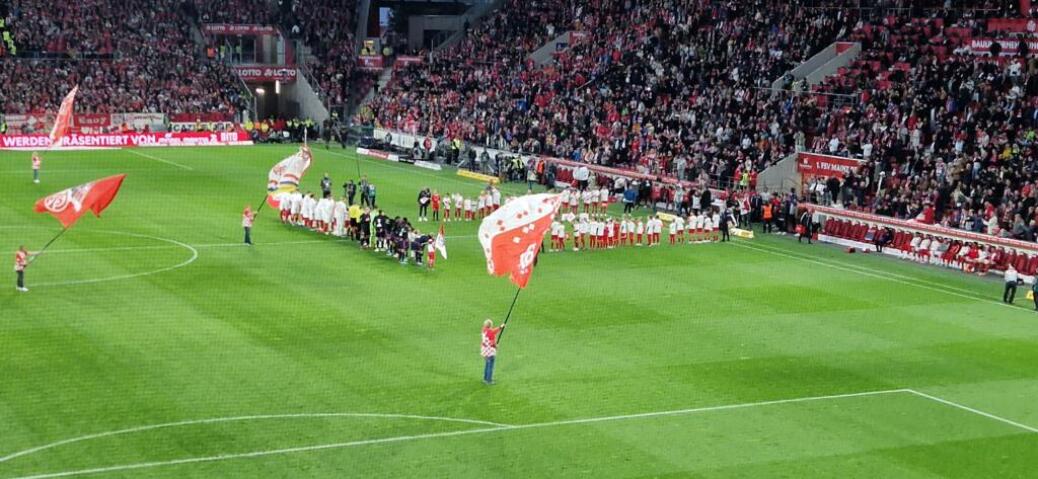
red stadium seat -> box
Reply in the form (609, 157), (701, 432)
(1027, 255), (1038, 276)
(1015, 254), (1029, 273)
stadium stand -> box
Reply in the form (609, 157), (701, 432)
(0, 0), (248, 117)
(805, 9), (1038, 242)
(367, 0), (855, 188)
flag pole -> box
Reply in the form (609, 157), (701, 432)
(29, 227), (70, 264)
(495, 287), (523, 345)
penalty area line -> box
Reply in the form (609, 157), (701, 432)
(6, 389), (908, 479)
(125, 150), (194, 171)
(906, 389), (1038, 434)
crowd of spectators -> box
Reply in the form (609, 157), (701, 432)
(800, 8), (1038, 243)
(368, 0), (1038, 243)
(368, 0), (854, 189)
(0, 0), (248, 115)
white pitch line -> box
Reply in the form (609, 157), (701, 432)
(31, 233), (198, 288)
(0, 413), (511, 465)
(730, 240), (1023, 311)
(906, 389), (1038, 434)
(37, 236), (477, 255)
(4, 389), (908, 479)
(738, 240), (986, 297)
(125, 150), (194, 171)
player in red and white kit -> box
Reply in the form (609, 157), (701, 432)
(426, 241), (436, 269)
(431, 190), (442, 222)
(568, 188), (580, 214)
(598, 187), (610, 216)
(635, 218), (645, 246)
(650, 216), (663, 246)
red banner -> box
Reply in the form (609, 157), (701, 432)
(796, 152), (862, 178)
(357, 55), (384, 71)
(0, 131), (252, 150)
(73, 114), (111, 130)
(970, 38), (1038, 57)
(231, 66), (297, 82)
(394, 55), (423, 69)
(203, 24), (278, 36)
(986, 18), (1038, 33)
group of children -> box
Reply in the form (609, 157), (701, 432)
(548, 209), (726, 253)
(417, 187), (505, 222)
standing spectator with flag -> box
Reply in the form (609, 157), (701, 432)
(242, 204), (255, 245)
(31, 152), (41, 184)
(14, 246), (34, 292)
(481, 319), (505, 385)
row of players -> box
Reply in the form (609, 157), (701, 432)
(416, 186), (619, 222)
(547, 209), (734, 252)
(276, 195), (443, 268)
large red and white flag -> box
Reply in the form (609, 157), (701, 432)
(267, 145), (312, 208)
(49, 86), (79, 147)
(478, 193), (562, 289)
(34, 174), (127, 228)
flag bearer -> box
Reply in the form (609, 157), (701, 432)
(14, 246), (33, 292)
(242, 204), (255, 245)
(481, 319), (505, 385)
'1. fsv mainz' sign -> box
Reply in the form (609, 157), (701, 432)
(796, 152), (862, 178)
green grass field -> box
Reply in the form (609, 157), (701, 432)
(0, 145), (1036, 478)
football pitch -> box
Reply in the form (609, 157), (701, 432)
(0, 145), (1036, 478)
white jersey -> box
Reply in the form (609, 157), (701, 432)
(605, 222), (615, 237)
(578, 221), (590, 234)
(568, 192), (579, 207)
(595, 222), (605, 236)
(649, 219), (661, 234)
(910, 236), (922, 249)
(620, 221), (629, 234)
(686, 216), (696, 232)
(668, 221), (678, 235)
(626, 220), (635, 234)
(582, 191), (594, 205)
(599, 188), (609, 202)
(636, 221), (645, 234)
(478, 195), (487, 209)
(453, 193), (464, 207)
(492, 189), (502, 206)
(562, 212), (576, 223)
(551, 221), (562, 237)
(464, 199), (475, 212)
(919, 239), (932, 250)
(442, 196), (452, 209)
(290, 192), (303, 215)
(674, 217), (685, 231)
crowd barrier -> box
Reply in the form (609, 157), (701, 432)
(810, 204), (1037, 283)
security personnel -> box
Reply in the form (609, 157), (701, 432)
(1004, 265), (1019, 304)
